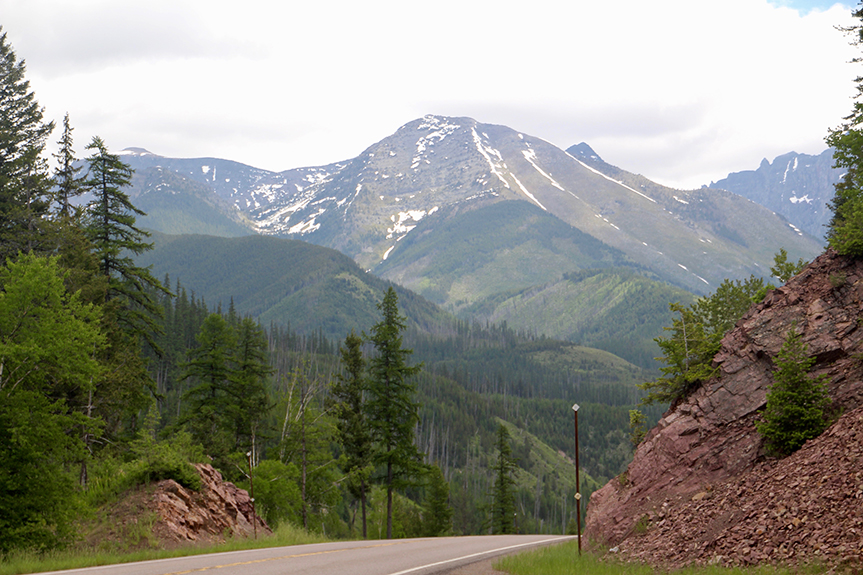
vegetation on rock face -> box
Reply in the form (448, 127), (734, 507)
(639, 274), (771, 405)
(769, 248), (806, 284)
(756, 329), (831, 456)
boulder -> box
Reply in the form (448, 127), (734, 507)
(151, 463), (271, 545)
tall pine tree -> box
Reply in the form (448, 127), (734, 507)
(52, 113), (85, 219)
(366, 287), (423, 539)
(333, 330), (373, 538)
(83, 136), (166, 342)
(0, 27), (54, 260)
(491, 424), (517, 534)
(180, 313), (237, 464)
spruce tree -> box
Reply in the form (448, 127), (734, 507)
(491, 423), (517, 534)
(366, 287), (423, 539)
(228, 317), (271, 457)
(333, 329), (373, 538)
(0, 27), (54, 260)
(52, 113), (85, 219)
(826, 5), (863, 257)
(422, 464), (453, 536)
(83, 136), (166, 341)
(180, 313), (236, 463)
(756, 329), (831, 456)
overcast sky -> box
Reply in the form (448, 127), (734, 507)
(2, 0), (860, 189)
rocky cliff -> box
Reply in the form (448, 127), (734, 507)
(151, 464), (271, 546)
(586, 250), (863, 568)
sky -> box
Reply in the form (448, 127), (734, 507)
(1, 0), (860, 189)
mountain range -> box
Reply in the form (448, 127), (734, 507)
(124, 115), (821, 297)
(124, 115), (826, 367)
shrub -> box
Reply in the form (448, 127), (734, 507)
(756, 329), (831, 456)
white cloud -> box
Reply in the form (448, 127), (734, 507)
(0, 0), (858, 187)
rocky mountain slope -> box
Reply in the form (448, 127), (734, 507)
(708, 149), (840, 241)
(121, 115), (822, 300)
(585, 249), (863, 569)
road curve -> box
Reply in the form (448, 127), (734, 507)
(42, 535), (575, 575)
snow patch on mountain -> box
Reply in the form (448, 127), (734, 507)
(510, 172), (547, 211)
(288, 211), (323, 234)
(386, 209), (433, 240)
(471, 128), (510, 189)
(522, 147), (565, 192)
(412, 116), (461, 170)
(790, 194), (813, 204)
(565, 151), (657, 204)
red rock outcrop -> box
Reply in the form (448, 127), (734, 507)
(616, 406), (863, 568)
(150, 463), (271, 545)
(586, 250), (863, 568)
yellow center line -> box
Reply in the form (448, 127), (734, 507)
(161, 542), (403, 575)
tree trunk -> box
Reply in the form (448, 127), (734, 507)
(386, 460), (393, 539)
(361, 477), (367, 539)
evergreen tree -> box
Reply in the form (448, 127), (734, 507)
(332, 330), (373, 538)
(52, 113), (85, 219)
(228, 317), (272, 458)
(491, 424), (517, 534)
(421, 464), (453, 536)
(756, 329), (831, 456)
(0, 27), (54, 261)
(826, 5), (863, 257)
(180, 313), (236, 463)
(691, 275), (767, 336)
(83, 135), (166, 342)
(366, 287), (424, 539)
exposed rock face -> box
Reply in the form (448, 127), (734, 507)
(616, 406), (863, 567)
(586, 250), (863, 567)
(150, 464), (271, 545)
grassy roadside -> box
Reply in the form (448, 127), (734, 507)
(0, 523), (327, 575)
(493, 541), (823, 575)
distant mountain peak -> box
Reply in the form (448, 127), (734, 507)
(709, 148), (839, 240)
(566, 142), (603, 163)
(119, 147), (159, 157)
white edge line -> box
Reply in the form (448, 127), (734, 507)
(387, 537), (575, 575)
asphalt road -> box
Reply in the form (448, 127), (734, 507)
(41, 535), (575, 575)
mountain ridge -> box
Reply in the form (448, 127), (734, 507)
(121, 114), (822, 299)
(708, 148), (840, 241)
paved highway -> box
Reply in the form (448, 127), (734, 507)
(42, 535), (574, 575)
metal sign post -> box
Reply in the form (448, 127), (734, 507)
(572, 403), (581, 556)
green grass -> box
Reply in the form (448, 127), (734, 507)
(494, 541), (822, 575)
(0, 523), (327, 575)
